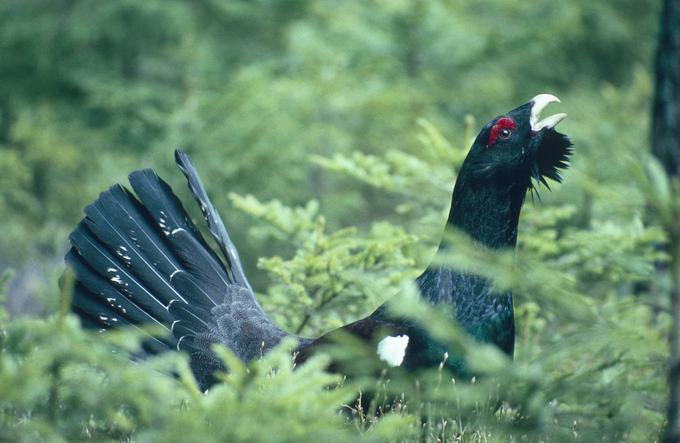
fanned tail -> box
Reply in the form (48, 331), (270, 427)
(63, 151), (291, 388)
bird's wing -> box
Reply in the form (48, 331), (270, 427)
(294, 303), (455, 374)
(295, 308), (413, 368)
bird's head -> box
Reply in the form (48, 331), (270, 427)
(462, 94), (573, 191)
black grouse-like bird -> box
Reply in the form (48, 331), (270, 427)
(64, 95), (572, 388)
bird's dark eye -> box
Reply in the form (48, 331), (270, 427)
(487, 117), (517, 147)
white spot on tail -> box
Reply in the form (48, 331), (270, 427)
(376, 335), (409, 367)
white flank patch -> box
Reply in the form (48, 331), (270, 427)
(376, 335), (409, 367)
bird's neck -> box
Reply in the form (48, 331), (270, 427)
(421, 173), (528, 291)
(414, 173), (527, 356)
(443, 174), (528, 250)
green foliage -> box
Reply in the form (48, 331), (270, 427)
(230, 193), (417, 334)
(0, 307), (420, 442)
(0, 0), (672, 441)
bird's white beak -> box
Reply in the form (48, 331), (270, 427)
(530, 94), (567, 131)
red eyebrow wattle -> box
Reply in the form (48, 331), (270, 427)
(487, 117), (516, 146)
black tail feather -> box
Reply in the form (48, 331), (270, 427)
(68, 224), (173, 324)
(83, 196), (186, 306)
(168, 228), (229, 300)
(70, 284), (122, 328)
(169, 270), (219, 314)
(65, 248), (172, 330)
(175, 150), (251, 291)
(69, 278), (177, 353)
(168, 300), (212, 332)
(170, 319), (200, 339)
(95, 185), (184, 285)
(128, 169), (227, 278)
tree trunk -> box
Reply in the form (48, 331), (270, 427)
(666, 232), (680, 443)
(652, 0), (680, 177)
(654, 1), (680, 442)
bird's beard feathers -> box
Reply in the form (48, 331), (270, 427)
(529, 129), (573, 193)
